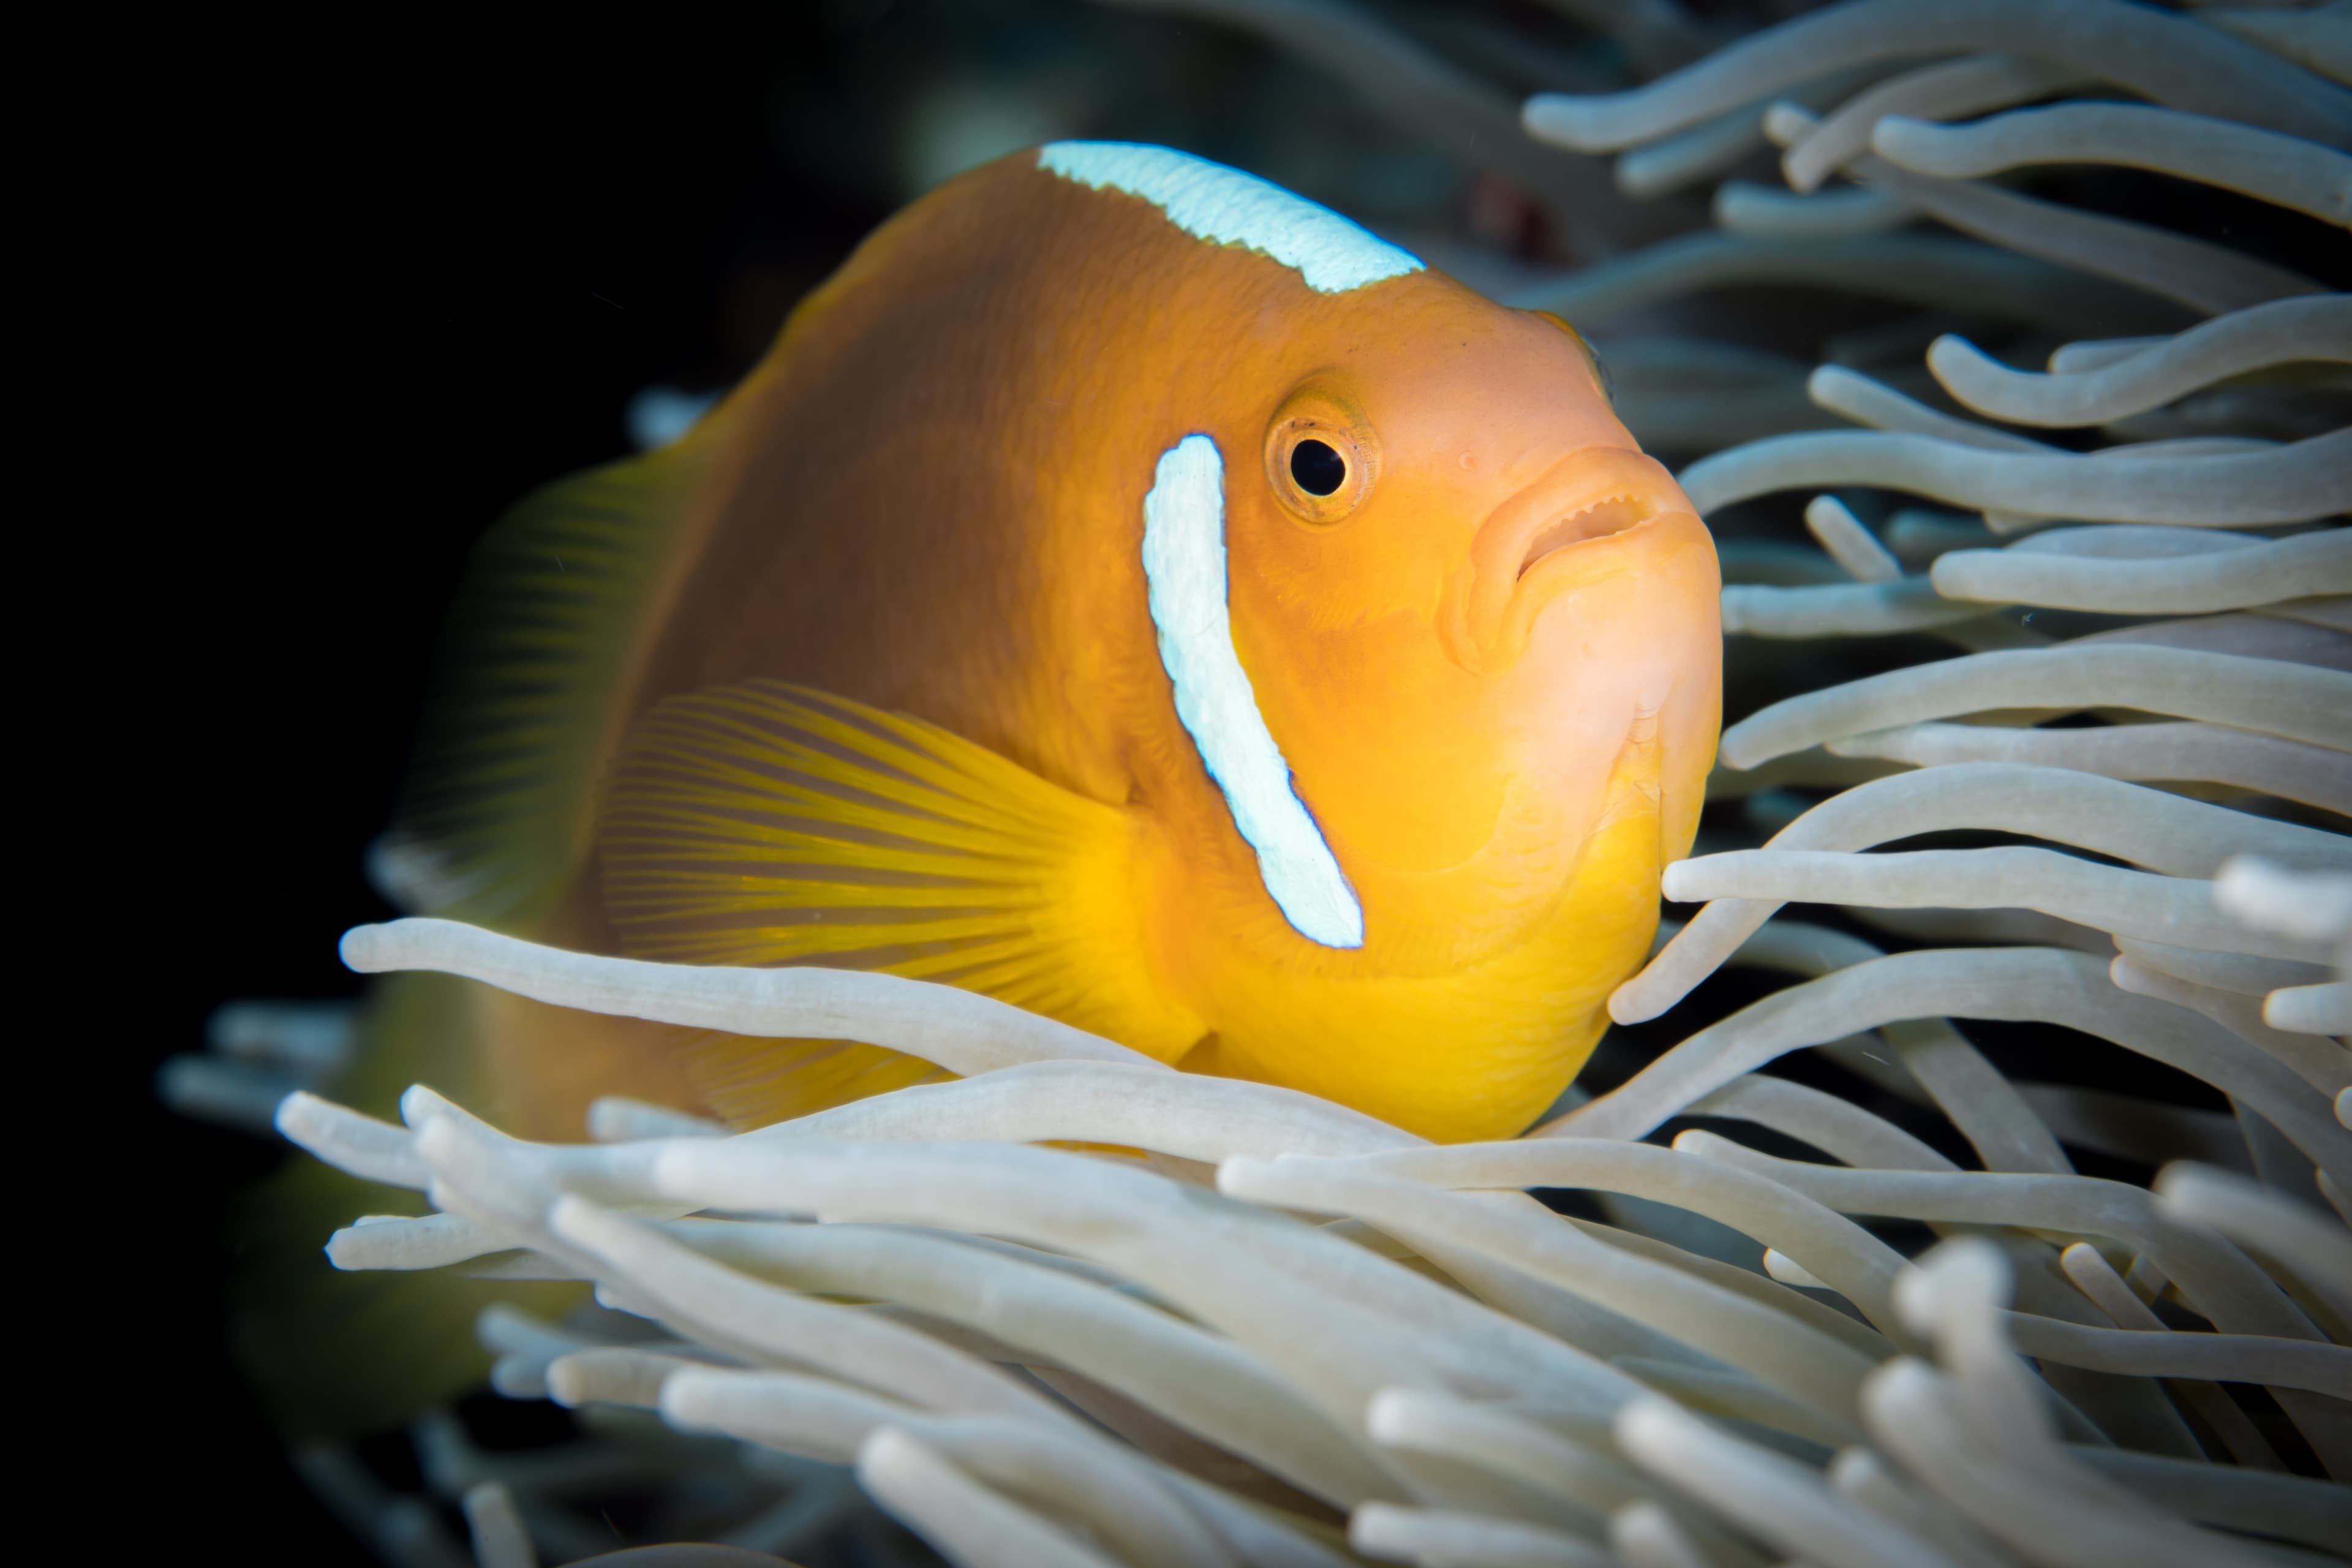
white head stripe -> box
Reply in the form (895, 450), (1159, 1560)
(1141, 435), (1365, 949)
(1038, 141), (1423, 295)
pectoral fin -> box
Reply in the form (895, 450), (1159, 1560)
(598, 680), (1204, 1126)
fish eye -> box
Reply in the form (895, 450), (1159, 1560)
(1290, 439), (1346, 496)
(1265, 393), (1378, 526)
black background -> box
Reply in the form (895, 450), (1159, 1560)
(134, 11), (848, 1558)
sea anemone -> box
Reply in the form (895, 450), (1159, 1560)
(176, 1), (2349, 1562)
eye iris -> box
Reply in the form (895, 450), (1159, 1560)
(1289, 438), (1346, 497)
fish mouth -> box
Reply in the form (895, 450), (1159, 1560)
(1515, 492), (1665, 580)
(1444, 446), (1701, 673)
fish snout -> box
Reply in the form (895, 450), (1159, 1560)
(1446, 447), (1703, 670)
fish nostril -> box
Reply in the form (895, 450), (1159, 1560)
(1517, 494), (1656, 579)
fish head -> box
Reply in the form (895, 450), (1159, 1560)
(1215, 276), (1721, 970)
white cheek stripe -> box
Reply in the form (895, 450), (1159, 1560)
(1142, 435), (1365, 949)
(1038, 141), (1423, 295)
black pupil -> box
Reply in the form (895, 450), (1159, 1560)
(1290, 439), (1346, 497)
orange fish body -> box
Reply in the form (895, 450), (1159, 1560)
(388, 143), (1721, 1146)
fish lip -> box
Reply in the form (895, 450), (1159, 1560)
(1513, 492), (1666, 580)
(1449, 447), (1699, 670)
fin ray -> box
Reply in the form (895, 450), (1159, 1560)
(600, 680), (1204, 1125)
(385, 442), (709, 925)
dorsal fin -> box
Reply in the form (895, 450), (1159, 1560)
(380, 439), (710, 927)
(598, 680), (1207, 1126)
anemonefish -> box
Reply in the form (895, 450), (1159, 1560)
(355, 141), (1723, 1161)
(369, 141), (1722, 1156)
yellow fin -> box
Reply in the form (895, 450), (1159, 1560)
(599, 680), (1204, 1126)
(384, 440), (710, 927)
